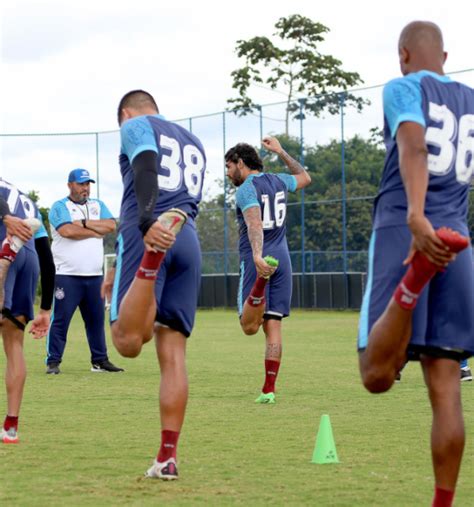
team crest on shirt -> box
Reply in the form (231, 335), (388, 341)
(91, 206), (99, 216)
(55, 287), (65, 300)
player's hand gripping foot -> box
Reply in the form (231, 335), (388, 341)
(144, 208), (187, 253)
(262, 255), (279, 279)
(255, 392), (276, 404)
(145, 457), (178, 480)
(435, 227), (469, 254)
(1, 427), (19, 444)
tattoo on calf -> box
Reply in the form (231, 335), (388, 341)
(265, 343), (282, 359)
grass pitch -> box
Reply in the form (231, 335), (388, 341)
(1, 309), (473, 506)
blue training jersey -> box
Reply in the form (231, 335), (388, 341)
(119, 114), (206, 229)
(374, 70), (474, 232)
(0, 178), (48, 250)
(235, 172), (297, 256)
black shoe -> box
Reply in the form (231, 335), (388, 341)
(46, 362), (60, 375)
(91, 359), (124, 373)
(395, 371), (402, 383)
(460, 367), (473, 382)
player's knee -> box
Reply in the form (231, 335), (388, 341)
(241, 322), (260, 335)
(111, 329), (142, 358)
(360, 367), (393, 394)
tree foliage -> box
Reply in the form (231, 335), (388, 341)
(228, 15), (367, 134)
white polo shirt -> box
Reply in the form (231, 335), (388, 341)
(49, 197), (114, 276)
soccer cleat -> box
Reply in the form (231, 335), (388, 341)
(460, 367), (473, 382)
(262, 256), (279, 279)
(46, 362), (60, 375)
(1, 427), (19, 444)
(91, 359), (124, 373)
(157, 208), (187, 235)
(255, 392), (276, 404)
(145, 458), (179, 480)
(436, 227), (469, 254)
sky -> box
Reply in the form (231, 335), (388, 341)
(1, 0), (473, 214)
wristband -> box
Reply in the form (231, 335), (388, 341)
(82, 219), (87, 228)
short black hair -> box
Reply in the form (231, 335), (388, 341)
(225, 143), (263, 171)
(117, 90), (159, 125)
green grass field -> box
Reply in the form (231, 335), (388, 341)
(1, 309), (473, 506)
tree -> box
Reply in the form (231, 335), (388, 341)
(228, 15), (367, 134)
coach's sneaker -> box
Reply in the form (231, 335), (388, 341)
(1, 427), (19, 444)
(145, 457), (178, 480)
(91, 359), (124, 373)
(262, 255), (279, 279)
(460, 366), (473, 382)
(46, 362), (60, 375)
(255, 392), (276, 404)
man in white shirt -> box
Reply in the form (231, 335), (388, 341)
(46, 169), (123, 374)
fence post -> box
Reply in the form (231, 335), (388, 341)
(339, 93), (349, 307)
(95, 132), (100, 199)
(297, 99), (306, 306)
(222, 111), (228, 306)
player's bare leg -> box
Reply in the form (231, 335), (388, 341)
(2, 317), (27, 416)
(112, 209), (187, 358)
(240, 256), (279, 335)
(255, 319), (282, 404)
(145, 326), (187, 480)
(421, 356), (463, 506)
(360, 228), (469, 393)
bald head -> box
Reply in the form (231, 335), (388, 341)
(398, 21), (446, 75)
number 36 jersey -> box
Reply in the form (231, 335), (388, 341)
(119, 114), (206, 226)
(235, 173), (297, 256)
(374, 71), (474, 232)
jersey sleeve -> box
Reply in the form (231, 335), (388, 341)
(120, 116), (159, 163)
(49, 201), (71, 229)
(236, 180), (259, 212)
(383, 77), (425, 138)
(275, 173), (297, 192)
(34, 209), (48, 239)
(98, 200), (114, 219)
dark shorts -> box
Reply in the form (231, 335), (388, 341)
(238, 247), (292, 319)
(358, 225), (474, 360)
(4, 247), (39, 322)
(110, 221), (201, 337)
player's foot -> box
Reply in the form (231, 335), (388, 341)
(1, 217), (42, 261)
(46, 362), (60, 375)
(145, 458), (178, 480)
(262, 255), (279, 279)
(460, 366), (473, 382)
(157, 208), (187, 236)
(395, 371), (402, 383)
(436, 227), (470, 254)
(91, 359), (124, 373)
(255, 392), (276, 404)
(1, 427), (19, 444)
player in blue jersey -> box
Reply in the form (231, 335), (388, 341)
(0, 179), (55, 444)
(225, 137), (311, 404)
(110, 90), (205, 479)
(357, 22), (474, 507)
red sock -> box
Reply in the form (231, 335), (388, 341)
(0, 241), (16, 263)
(393, 251), (438, 310)
(246, 276), (268, 307)
(432, 487), (454, 507)
(136, 250), (165, 280)
(157, 430), (180, 462)
(262, 359), (280, 394)
(3, 415), (18, 431)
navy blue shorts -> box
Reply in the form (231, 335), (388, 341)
(110, 220), (201, 337)
(4, 247), (39, 322)
(358, 226), (474, 359)
(238, 247), (292, 319)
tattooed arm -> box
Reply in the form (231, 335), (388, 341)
(243, 206), (274, 278)
(262, 136), (311, 190)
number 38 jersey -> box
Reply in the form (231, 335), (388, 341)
(374, 70), (474, 232)
(235, 173), (297, 256)
(119, 114), (206, 227)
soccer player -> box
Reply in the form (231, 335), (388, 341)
(357, 21), (474, 507)
(225, 137), (311, 403)
(0, 179), (55, 444)
(110, 90), (205, 480)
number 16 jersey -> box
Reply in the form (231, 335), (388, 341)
(374, 71), (474, 233)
